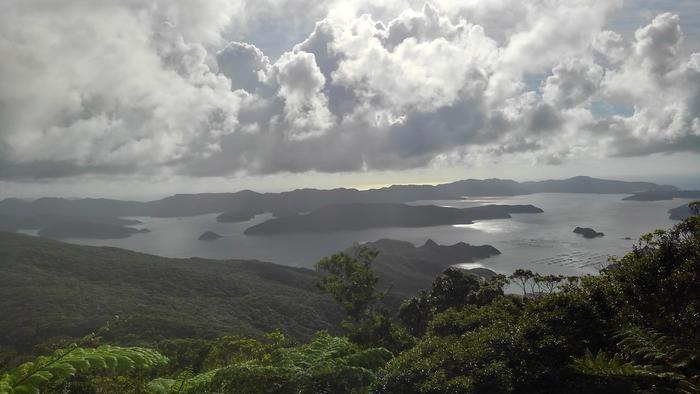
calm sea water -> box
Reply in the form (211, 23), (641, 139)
(27, 193), (693, 277)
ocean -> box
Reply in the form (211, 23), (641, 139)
(21, 193), (694, 278)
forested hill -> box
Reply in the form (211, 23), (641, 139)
(0, 232), (343, 351)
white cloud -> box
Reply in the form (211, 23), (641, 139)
(0, 1), (698, 180)
(542, 59), (604, 109)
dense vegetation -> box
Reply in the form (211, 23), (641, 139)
(1, 212), (698, 393)
(0, 232), (343, 351)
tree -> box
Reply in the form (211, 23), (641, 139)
(316, 246), (384, 321)
(398, 268), (506, 337)
(509, 269), (535, 297)
(397, 291), (432, 337)
(429, 267), (482, 311)
(535, 274), (564, 294)
(315, 247), (409, 351)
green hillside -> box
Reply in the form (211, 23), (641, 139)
(0, 232), (343, 351)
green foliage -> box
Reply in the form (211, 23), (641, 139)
(155, 338), (212, 374)
(572, 327), (700, 392)
(382, 217), (700, 393)
(0, 345), (168, 394)
(342, 311), (414, 355)
(0, 232), (343, 351)
(571, 349), (664, 378)
(146, 369), (219, 394)
(202, 331), (287, 370)
(508, 269), (534, 297)
(398, 268), (506, 337)
(316, 247), (411, 352)
(378, 304), (521, 393)
(147, 332), (392, 394)
(316, 247), (384, 320)
(594, 217), (700, 340)
(615, 327), (698, 372)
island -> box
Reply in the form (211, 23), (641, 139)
(344, 238), (500, 301)
(668, 202), (699, 220)
(244, 203), (543, 235)
(198, 231), (224, 241)
(573, 227), (605, 238)
(622, 190), (700, 201)
(38, 220), (150, 239)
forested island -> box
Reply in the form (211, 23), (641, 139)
(244, 203), (543, 235)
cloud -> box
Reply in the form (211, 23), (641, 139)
(542, 59), (604, 109)
(596, 13), (700, 156)
(0, 1), (698, 180)
(217, 42), (271, 93)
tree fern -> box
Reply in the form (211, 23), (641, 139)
(147, 333), (392, 394)
(146, 369), (221, 394)
(615, 327), (697, 370)
(571, 349), (676, 378)
(0, 345), (168, 394)
(571, 326), (700, 393)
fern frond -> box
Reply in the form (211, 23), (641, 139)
(0, 345), (168, 394)
(615, 327), (698, 370)
(146, 368), (221, 394)
(571, 349), (665, 378)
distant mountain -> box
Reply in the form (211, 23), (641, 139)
(518, 176), (675, 194)
(0, 176), (670, 237)
(0, 232), (343, 350)
(349, 239), (500, 301)
(622, 190), (700, 201)
(244, 203), (543, 235)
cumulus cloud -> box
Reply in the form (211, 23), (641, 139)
(542, 59), (604, 109)
(597, 13), (700, 156)
(0, 1), (698, 180)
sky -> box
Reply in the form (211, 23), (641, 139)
(0, 0), (699, 200)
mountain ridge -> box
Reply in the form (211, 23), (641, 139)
(0, 176), (673, 238)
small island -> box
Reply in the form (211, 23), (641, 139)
(573, 227), (604, 238)
(198, 231), (223, 241)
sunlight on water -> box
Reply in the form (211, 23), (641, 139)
(452, 219), (522, 234)
(455, 262), (490, 270)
